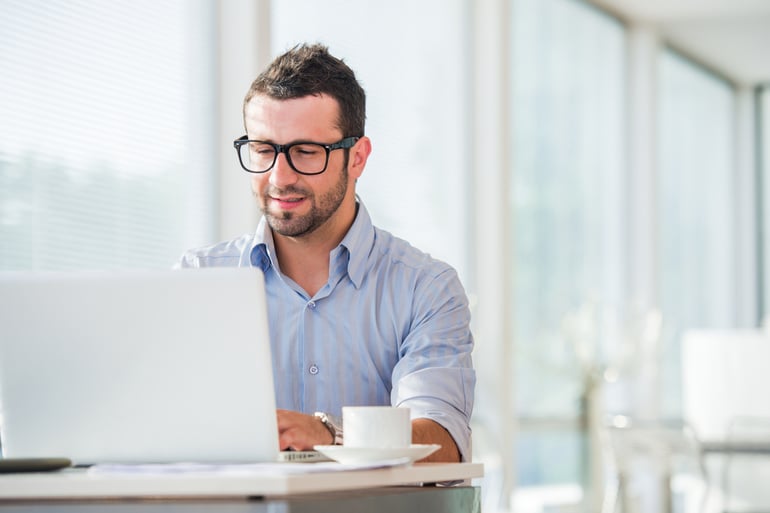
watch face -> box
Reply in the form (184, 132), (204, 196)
(314, 412), (343, 445)
(315, 412), (338, 443)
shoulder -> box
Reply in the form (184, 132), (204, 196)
(371, 226), (457, 283)
(177, 233), (255, 268)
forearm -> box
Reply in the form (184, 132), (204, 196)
(412, 418), (461, 463)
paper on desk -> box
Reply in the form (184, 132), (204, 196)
(88, 457), (412, 476)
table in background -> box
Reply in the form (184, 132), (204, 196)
(702, 441), (770, 455)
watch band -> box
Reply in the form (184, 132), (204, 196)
(314, 411), (344, 445)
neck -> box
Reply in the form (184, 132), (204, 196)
(272, 200), (357, 297)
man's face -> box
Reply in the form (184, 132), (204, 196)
(244, 94), (357, 238)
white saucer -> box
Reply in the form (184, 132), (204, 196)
(313, 444), (441, 465)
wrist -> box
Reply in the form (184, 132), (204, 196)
(314, 411), (343, 445)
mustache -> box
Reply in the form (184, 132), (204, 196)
(265, 185), (311, 197)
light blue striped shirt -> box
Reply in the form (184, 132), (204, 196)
(178, 201), (475, 461)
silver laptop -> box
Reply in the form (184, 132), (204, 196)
(0, 267), (283, 465)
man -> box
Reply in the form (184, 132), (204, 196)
(179, 43), (475, 463)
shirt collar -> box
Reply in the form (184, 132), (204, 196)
(247, 198), (375, 289)
(249, 219), (275, 274)
(338, 199), (374, 289)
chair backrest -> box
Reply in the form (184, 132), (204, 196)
(681, 329), (770, 442)
(601, 416), (709, 513)
(603, 416), (704, 473)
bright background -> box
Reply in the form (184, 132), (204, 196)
(2, 0), (769, 511)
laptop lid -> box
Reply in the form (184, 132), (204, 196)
(0, 267), (279, 464)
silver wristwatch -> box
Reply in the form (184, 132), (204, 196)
(314, 411), (344, 445)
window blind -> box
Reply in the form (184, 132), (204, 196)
(0, 0), (216, 270)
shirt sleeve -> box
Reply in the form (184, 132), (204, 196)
(175, 235), (255, 269)
(390, 266), (476, 462)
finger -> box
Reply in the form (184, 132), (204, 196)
(279, 428), (311, 451)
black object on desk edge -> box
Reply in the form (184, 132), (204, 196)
(0, 457), (72, 473)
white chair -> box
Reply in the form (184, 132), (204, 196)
(681, 330), (770, 444)
(601, 415), (710, 513)
(681, 330), (770, 513)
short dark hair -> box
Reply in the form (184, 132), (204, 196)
(244, 43), (366, 137)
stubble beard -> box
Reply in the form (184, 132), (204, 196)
(260, 164), (349, 238)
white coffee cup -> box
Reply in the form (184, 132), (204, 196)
(342, 406), (412, 448)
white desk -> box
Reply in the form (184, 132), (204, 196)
(0, 462), (483, 500)
(2, 486), (482, 513)
(702, 441), (770, 455)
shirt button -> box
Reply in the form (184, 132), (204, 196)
(308, 301), (316, 309)
(309, 364), (319, 375)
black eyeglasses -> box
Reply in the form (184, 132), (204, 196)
(233, 135), (359, 175)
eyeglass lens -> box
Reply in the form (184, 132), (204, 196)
(240, 142), (328, 174)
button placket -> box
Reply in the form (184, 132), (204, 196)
(304, 300), (320, 379)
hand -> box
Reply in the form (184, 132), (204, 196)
(276, 409), (333, 451)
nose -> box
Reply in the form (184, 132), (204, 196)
(268, 152), (299, 188)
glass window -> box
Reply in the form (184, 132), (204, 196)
(0, 0), (216, 271)
(510, 0), (626, 489)
(657, 49), (736, 415)
(269, 0), (471, 282)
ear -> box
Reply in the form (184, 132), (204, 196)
(348, 136), (372, 180)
